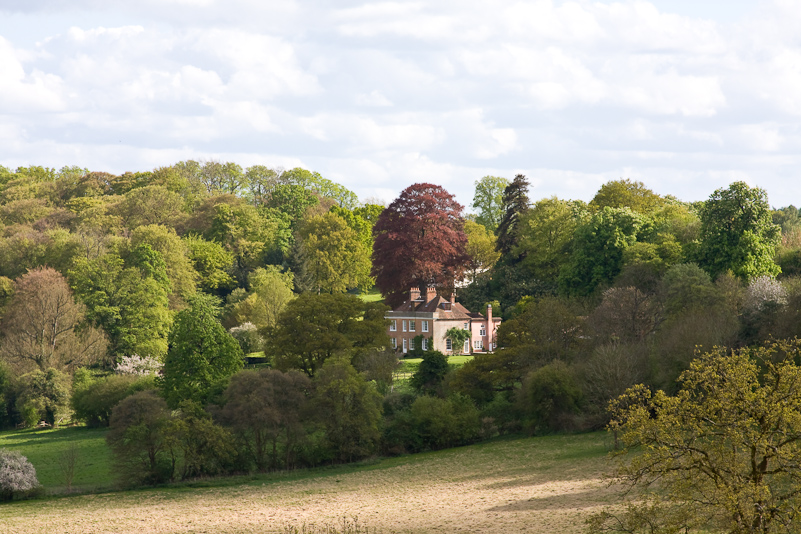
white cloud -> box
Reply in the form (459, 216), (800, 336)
(2, 0), (801, 208)
(0, 36), (64, 113)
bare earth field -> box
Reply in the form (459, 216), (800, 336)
(0, 433), (616, 533)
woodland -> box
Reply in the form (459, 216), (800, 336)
(0, 162), (801, 532)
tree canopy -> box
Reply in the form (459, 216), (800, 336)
(372, 183), (468, 308)
(160, 292), (243, 407)
(698, 181), (781, 281)
(596, 340), (801, 534)
(471, 175), (510, 231)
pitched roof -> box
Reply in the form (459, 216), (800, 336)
(392, 295), (478, 320)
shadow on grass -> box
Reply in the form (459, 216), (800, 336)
(486, 486), (617, 512)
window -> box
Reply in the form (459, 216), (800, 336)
(480, 325), (486, 336)
(463, 322), (469, 330)
(409, 337), (415, 350)
(390, 320), (397, 332)
(409, 320), (416, 332)
(422, 320), (429, 332)
(474, 340), (483, 350)
(403, 338), (408, 353)
(422, 338), (428, 351)
(464, 340), (470, 353)
(402, 320), (407, 332)
(446, 338), (452, 351)
(391, 338), (397, 349)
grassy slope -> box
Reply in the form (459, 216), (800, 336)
(0, 426), (112, 492)
(0, 432), (615, 534)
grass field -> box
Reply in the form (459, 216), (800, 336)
(0, 426), (112, 492)
(356, 288), (385, 303)
(0, 431), (616, 533)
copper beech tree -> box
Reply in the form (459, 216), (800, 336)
(371, 183), (468, 308)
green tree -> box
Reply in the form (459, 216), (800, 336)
(244, 165), (280, 206)
(106, 390), (174, 485)
(265, 183), (320, 230)
(219, 369), (311, 471)
(588, 179), (667, 214)
(14, 368), (72, 427)
(471, 176), (510, 231)
(409, 351), (450, 395)
(113, 185), (187, 229)
(130, 225), (198, 306)
(208, 203), (283, 277)
(71, 374), (153, 427)
(160, 293), (243, 407)
(519, 361), (582, 433)
(464, 220), (500, 282)
(495, 174), (530, 260)
(313, 356), (382, 463)
(183, 234), (236, 293)
(226, 266), (295, 329)
(698, 181), (781, 281)
(70, 245), (172, 360)
(297, 211), (373, 293)
(594, 340), (801, 534)
(559, 207), (652, 296)
(408, 394), (481, 450)
(267, 293), (388, 377)
(515, 197), (584, 283)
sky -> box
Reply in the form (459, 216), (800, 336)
(0, 0), (799, 210)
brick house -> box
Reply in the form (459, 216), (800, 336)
(386, 286), (501, 355)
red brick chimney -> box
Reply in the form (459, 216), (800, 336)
(486, 302), (493, 324)
(410, 287), (421, 301)
(426, 286), (437, 302)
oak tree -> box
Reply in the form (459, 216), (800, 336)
(595, 340), (801, 534)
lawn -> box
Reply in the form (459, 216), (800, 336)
(355, 287), (384, 303)
(0, 431), (616, 533)
(0, 426), (113, 492)
(396, 355), (473, 381)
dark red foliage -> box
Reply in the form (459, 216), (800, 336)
(372, 183), (468, 308)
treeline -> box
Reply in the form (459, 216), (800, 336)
(453, 175), (801, 433)
(0, 161), (799, 486)
(0, 162), (383, 430)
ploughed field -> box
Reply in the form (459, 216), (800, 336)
(0, 430), (615, 533)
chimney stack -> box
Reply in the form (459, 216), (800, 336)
(450, 291), (456, 306)
(410, 287), (421, 302)
(426, 286), (437, 302)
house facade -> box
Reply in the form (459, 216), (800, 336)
(386, 286), (501, 355)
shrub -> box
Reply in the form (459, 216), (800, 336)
(229, 322), (263, 354)
(410, 394), (481, 450)
(519, 361), (582, 433)
(14, 368), (72, 427)
(219, 368), (311, 472)
(107, 390), (174, 486)
(383, 394), (481, 453)
(72, 374), (155, 427)
(409, 351), (449, 395)
(114, 354), (162, 376)
(0, 449), (40, 501)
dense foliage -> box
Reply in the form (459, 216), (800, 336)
(1, 162), (801, 498)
